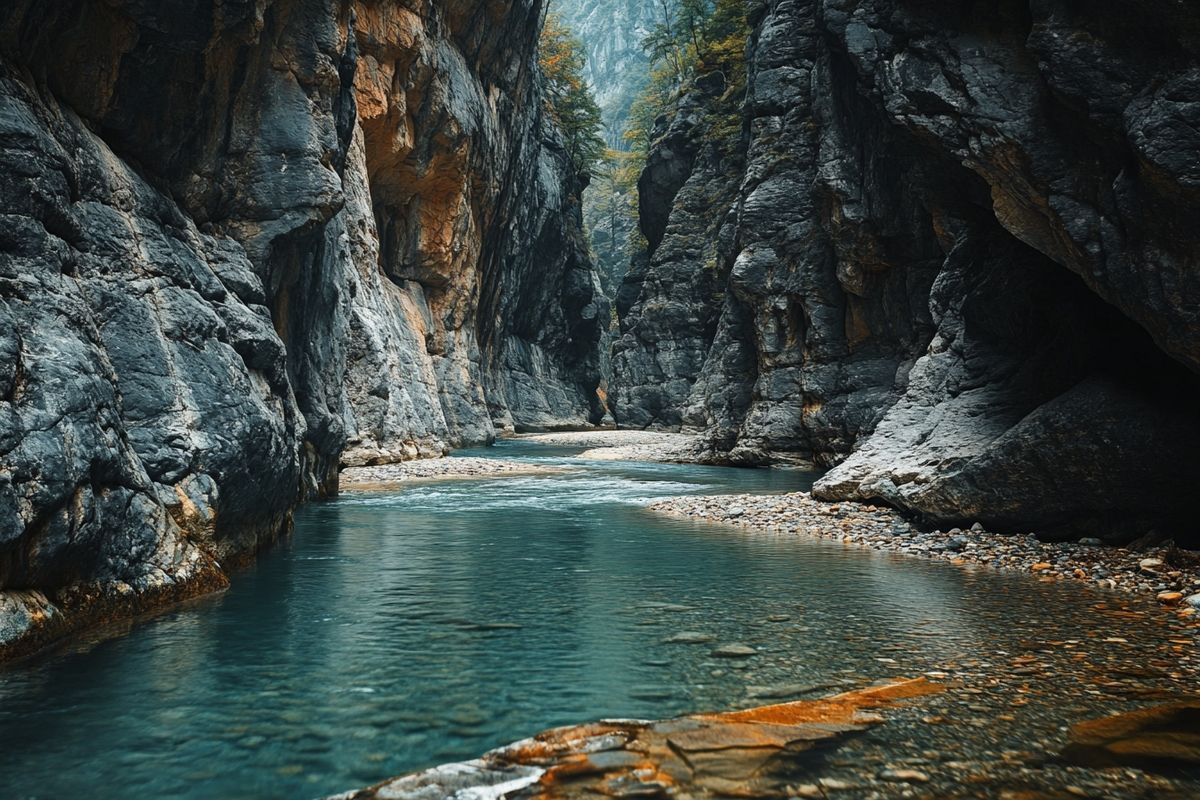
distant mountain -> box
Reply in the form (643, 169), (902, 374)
(552, 0), (669, 148)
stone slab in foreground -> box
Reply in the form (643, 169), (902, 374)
(329, 678), (941, 799)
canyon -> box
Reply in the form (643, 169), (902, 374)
(0, 0), (606, 659)
(0, 1), (1198, 796)
(0, 0), (1197, 657)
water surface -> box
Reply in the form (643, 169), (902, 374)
(1, 441), (1194, 798)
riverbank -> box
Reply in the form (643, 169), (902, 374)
(649, 492), (1200, 612)
(516, 430), (701, 462)
(340, 457), (570, 489)
(331, 675), (1200, 799)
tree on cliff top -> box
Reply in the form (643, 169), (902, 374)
(625, 0), (748, 155)
(540, 12), (606, 180)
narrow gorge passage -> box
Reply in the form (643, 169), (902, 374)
(1, 0), (1199, 798)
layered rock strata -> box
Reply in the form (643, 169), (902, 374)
(0, 0), (604, 658)
(611, 0), (1200, 542)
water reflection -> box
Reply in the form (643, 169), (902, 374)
(0, 443), (1191, 799)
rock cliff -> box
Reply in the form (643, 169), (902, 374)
(552, 0), (677, 377)
(612, 0), (1200, 543)
(0, 0), (604, 658)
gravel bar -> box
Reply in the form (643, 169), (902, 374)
(517, 430), (701, 462)
(341, 457), (569, 488)
(650, 492), (1200, 612)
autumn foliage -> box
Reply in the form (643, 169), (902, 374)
(539, 12), (606, 179)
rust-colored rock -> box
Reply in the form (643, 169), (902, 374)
(330, 678), (943, 799)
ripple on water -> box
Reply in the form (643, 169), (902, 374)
(346, 473), (714, 512)
(0, 447), (1195, 799)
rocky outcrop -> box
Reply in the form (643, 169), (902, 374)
(0, 0), (604, 659)
(331, 678), (942, 799)
(610, 73), (745, 431)
(612, 0), (1200, 542)
(341, 1), (606, 464)
(553, 0), (677, 381)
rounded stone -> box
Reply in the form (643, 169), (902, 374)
(710, 644), (758, 658)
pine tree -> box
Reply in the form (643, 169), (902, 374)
(539, 13), (606, 179)
(625, 0), (749, 157)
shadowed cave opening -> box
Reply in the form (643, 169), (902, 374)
(850, 213), (1200, 546)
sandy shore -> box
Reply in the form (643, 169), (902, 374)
(517, 430), (701, 462)
(340, 457), (569, 489)
(340, 430), (696, 489)
(650, 492), (1200, 610)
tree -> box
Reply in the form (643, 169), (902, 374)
(625, 0), (749, 156)
(641, 0), (686, 87)
(539, 12), (606, 179)
(594, 149), (641, 260)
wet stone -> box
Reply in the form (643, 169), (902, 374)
(879, 768), (930, 783)
(710, 645), (757, 658)
(662, 632), (716, 645)
(1062, 701), (1200, 769)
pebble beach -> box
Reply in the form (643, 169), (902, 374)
(340, 457), (570, 488)
(649, 492), (1200, 613)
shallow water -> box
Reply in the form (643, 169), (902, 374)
(1, 441), (1195, 799)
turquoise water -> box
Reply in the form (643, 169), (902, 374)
(0, 441), (1193, 798)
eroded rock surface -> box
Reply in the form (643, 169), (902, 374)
(0, 0), (604, 658)
(330, 678), (942, 799)
(611, 0), (1200, 541)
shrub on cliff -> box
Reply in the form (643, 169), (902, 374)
(626, 0), (749, 155)
(539, 12), (606, 180)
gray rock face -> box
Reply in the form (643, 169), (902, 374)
(0, 0), (604, 657)
(613, 0), (1200, 540)
(342, 2), (606, 461)
(554, 0), (679, 384)
(610, 76), (744, 431)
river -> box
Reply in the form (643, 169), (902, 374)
(1, 440), (1195, 798)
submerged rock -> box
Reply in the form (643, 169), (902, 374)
(1062, 702), (1200, 770)
(746, 683), (835, 701)
(330, 679), (943, 799)
(710, 644), (758, 659)
(662, 632), (716, 645)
